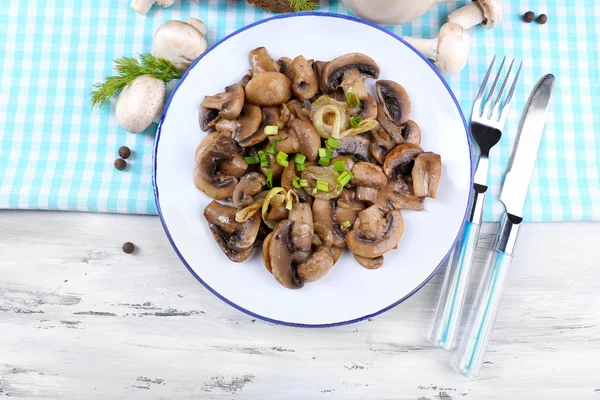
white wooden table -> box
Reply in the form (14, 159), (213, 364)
(1, 210), (599, 399)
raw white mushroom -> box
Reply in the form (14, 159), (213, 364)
(130, 0), (175, 15)
(116, 75), (166, 134)
(403, 22), (470, 76)
(152, 18), (208, 73)
(447, 0), (504, 29)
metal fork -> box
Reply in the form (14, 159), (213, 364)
(430, 56), (523, 350)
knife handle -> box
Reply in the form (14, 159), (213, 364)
(453, 214), (521, 378)
(430, 186), (487, 350)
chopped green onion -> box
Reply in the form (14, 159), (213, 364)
(316, 180), (329, 192)
(276, 151), (289, 167)
(299, 179), (309, 187)
(349, 116), (363, 128)
(294, 153), (306, 164)
(318, 148), (334, 166)
(333, 160), (346, 172)
(261, 160), (270, 168)
(295, 162), (306, 172)
(258, 150), (270, 168)
(346, 92), (361, 108)
(264, 125), (279, 136)
(318, 148), (327, 158)
(325, 137), (340, 149)
(266, 138), (281, 155)
(318, 158), (330, 166)
(266, 170), (273, 188)
(244, 155), (259, 165)
(292, 176), (302, 189)
(341, 220), (352, 229)
(337, 171), (354, 188)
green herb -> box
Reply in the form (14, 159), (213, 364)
(333, 160), (346, 172)
(292, 177), (308, 189)
(295, 162), (306, 172)
(294, 153), (306, 164)
(266, 170), (273, 189)
(276, 151), (289, 167)
(91, 53), (182, 109)
(346, 91), (361, 108)
(318, 148), (333, 166)
(318, 148), (327, 158)
(316, 180), (329, 192)
(325, 137), (340, 149)
(264, 125), (279, 136)
(318, 157), (330, 166)
(258, 150), (270, 168)
(266, 138), (281, 155)
(289, 0), (318, 12)
(350, 116), (363, 128)
(337, 171), (354, 188)
(245, 155), (260, 165)
(341, 220), (352, 229)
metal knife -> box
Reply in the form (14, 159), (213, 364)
(453, 74), (555, 378)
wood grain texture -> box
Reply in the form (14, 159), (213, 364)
(1, 210), (599, 399)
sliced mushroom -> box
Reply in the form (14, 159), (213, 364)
(377, 179), (424, 212)
(335, 198), (365, 227)
(289, 203), (313, 253)
(278, 57), (295, 80)
(263, 204), (289, 223)
(297, 246), (335, 283)
(376, 80), (411, 126)
(356, 186), (379, 205)
(321, 53), (380, 98)
(402, 120), (421, 146)
(330, 247), (343, 264)
(330, 156), (355, 173)
(199, 107), (220, 131)
(335, 135), (373, 163)
(350, 94), (378, 120)
(346, 206), (404, 259)
(232, 172), (266, 208)
(288, 118), (321, 162)
(260, 149), (284, 179)
(201, 84), (245, 120)
(377, 103), (404, 143)
(383, 143), (424, 181)
(354, 254), (384, 270)
(263, 231), (274, 273)
(269, 220), (303, 289)
(351, 162), (387, 190)
(240, 107), (280, 147)
(312, 199), (346, 249)
(194, 135), (247, 200)
(245, 72), (293, 107)
(284, 99), (310, 121)
(412, 152), (442, 198)
(291, 55), (319, 99)
(204, 201), (260, 262)
(248, 47), (279, 76)
(215, 104), (262, 142)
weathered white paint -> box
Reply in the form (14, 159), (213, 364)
(1, 210), (598, 399)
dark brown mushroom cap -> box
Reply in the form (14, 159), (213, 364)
(354, 253), (384, 269)
(215, 104), (262, 143)
(292, 55), (319, 100)
(412, 152), (442, 198)
(376, 80), (411, 126)
(288, 118), (321, 162)
(201, 83), (245, 120)
(269, 220), (303, 289)
(296, 246), (335, 283)
(245, 72), (293, 107)
(232, 172), (266, 208)
(335, 135), (373, 163)
(248, 47), (280, 76)
(199, 107), (219, 131)
(383, 143), (424, 180)
(376, 179), (424, 212)
(312, 199), (346, 249)
(346, 206), (405, 258)
(351, 162), (387, 189)
(321, 53), (380, 94)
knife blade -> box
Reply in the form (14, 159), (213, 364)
(500, 74), (555, 219)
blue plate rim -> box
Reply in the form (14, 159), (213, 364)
(153, 12), (474, 328)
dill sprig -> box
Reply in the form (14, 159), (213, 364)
(290, 0), (318, 12)
(92, 53), (182, 109)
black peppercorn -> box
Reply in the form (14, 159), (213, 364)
(118, 146), (131, 159)
(523, 11), (535, 23)
(122, 242), (135, 254)
(537, 14), (547, 24)
(114, 158), (127, 171)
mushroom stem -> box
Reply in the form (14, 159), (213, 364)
(402, 36), (438, 61)
(130, 0), (174, 15)
(446, 1), (485, 29)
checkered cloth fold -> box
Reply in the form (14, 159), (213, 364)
(0, 1), (598, 221)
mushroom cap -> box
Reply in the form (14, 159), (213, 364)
(312, 199), (346, 249)
(346, 207), (404, 258)
(478, 0), (504, 28)
(351, 162), (387, 189)
(376, 80), (412, 126)
(199, 107), (219, 131)
(215, 104), (262, 143)
(245, 72), (293, 107)
(402, 120), (421, 146)
(354, 253), (384, 270)
(296, 246), (335, 283)
(262, 231), (274, 273)
(335, 198), (365, 227)
(291, 55), (319, 100)
(288, 119), (321, 162)
(278, 57), (295, 80)
(201, 84), (245, 120)
(383, 143), (424, 180)
(412, 152), (442, 198)
(435, 22), (470, 76)
(376, 103), (404, 143)
(269, 220), (303, 289)
(355, 186), (379, 206)
(377, 179), (425, 212)
(249, 47), (280, 76)
(335, 135), (373, 163)
(152, 20), (207, 73)
(321, 53), (380, 94)
(232, 172), (266, 208)
(186, 17), (207, 36)
(350, 94), (378, 120)
(115, 75), (165, 134)
(239, 106), (279, 147)
(289, 203), (314, 253)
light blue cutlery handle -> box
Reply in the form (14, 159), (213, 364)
(453, 213), (521, 378)
(430, 220), (482, 350)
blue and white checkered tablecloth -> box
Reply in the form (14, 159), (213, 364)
(0, 1), (598, 221)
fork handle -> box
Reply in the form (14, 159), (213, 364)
(430, 185), (487, 350)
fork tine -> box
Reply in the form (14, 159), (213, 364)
(482, 56), (506, 119)
(491, 58), (515, 121)
(498, 61), (523, 126)
(472, 55), (496, 116)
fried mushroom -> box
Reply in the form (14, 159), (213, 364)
(346, 206), (404, 259)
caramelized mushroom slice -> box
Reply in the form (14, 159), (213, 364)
(377, 103), (405, 143)
(321, 53), (380, 99)
(383, 143), (423, 181)
(297, 246), (335, 283)
(351, 162), (387, 189)
(232, 172), (266, 208)
(312, 199), (346, 249)
(278, 57), (295, 80)
(350, 94), (378, 120)
(199, 107), (219, 131)
(346, 206), (404, 259)
(354, 254), (384, 270)
(263, 231), (274, 273)
(245, 72), (293, 107)
(249, 47), (279, 75)
(376, 80), (412, 126)
(201, 83), (245, 120)
(356, 186), (379, 206)
(288, 118), (321, 162)
(289, 203), (314, 253)
(291, 55), (319, 99)
(377, 179), (425, 212)
(402, 120), (421, 146)
(215, 104), (262, 142)
(412, 152), (442, 198)
(239, 106), (279, 147)
(335, 135), (373, 163)
(269, 220), (303, 289)
(335, 198), (365, 227)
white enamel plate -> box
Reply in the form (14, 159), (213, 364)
(154, 13), (472, 327)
